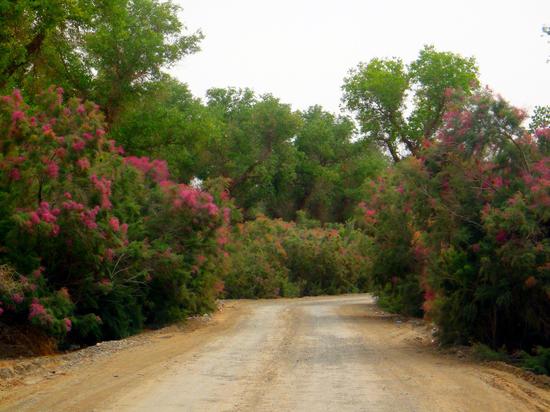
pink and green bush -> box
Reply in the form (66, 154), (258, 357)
(222, 215), (371, 298)
(0, 88), (227, 343)
(357, 89), (550, 353)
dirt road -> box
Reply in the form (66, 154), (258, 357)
(1, 294), (549, 411)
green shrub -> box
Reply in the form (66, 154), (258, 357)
(223, 216), (370, 298)
(472, 343), (508, 362)
(519, 347), (550, 375)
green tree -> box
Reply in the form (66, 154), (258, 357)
(0, 0), (90, 90)
(111, 76), (217, 182)
(0, 0), (202, 122)
(84, 0), (202, 121)
(530, 105), (550, 131)
(204, 88), (301, 219)
(342, 46), (479, 162)
(341, 58), (408, 162)
(295, 106), (386, 222)
(530, 105), (550, 154)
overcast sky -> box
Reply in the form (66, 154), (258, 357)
(171, 0), (549, 114)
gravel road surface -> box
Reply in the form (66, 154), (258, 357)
(1, 294), (548, 411)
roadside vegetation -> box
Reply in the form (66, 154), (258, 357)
(0, 1), (548, 374)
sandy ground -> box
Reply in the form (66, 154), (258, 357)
(0, 294), (549, 411)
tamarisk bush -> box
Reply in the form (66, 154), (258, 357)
(358, 89), (549, 354)
(0, 88), (227, 343)
(223, 215), (371, 298)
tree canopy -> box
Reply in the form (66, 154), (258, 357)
(342, 45), (479, 162)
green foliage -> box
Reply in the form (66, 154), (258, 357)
(530, 106), (550, 154)
(1, 1), (547, 376)
(473, 344), (550, 376)
(519, 347), (550, 375)
(223, 218), (294, 299)
(222, 217), (371, 299)
(343, 45), (479, 161)
(0, 0), (202, 121)
(355, 162), (426, 316)
(407, 46), (479, 143)
(203, 88), (302, 219)
(295, 106), (386, 222)
(0, 0), (90, 91)
(472, 343), (508, 362)
(110, 78), (216, 182)
(342, 58), (408, 161)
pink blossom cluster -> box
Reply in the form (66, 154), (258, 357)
(223, 207), (231, 224)
(520, 159), (550, 206)
(9, 168), (21, 180)
(10, 89), (22, 105)
(64, 318), (72, 332)
(91, 174), (112, 209)
(3, 155), (26, 181)
(27, 202), (61, 236)
(80, 206), (100, 230)
(105, 248), (115, 262)
(12, 110), (25, 123)
(32, 266), (45, 278)
(45, 160), (59, 178)
(42, 124), (53, 136)
(106, 139), (124, 155)
(62, 199), (85, 212)
(124, 156), (169, 182)
(495, 229), (508, 245)
(12, 293), (24, 304)
(173, 185), (219, 216)
(72, 139), (86, 152)
(28, 302), (46, 320)
(54, 147), (67, 158)
(535, 128), (550, 139)
(439, 110), (475, 144)
(76, 157), (91, 170)
(216, 227), (229, 246)
(358, 201), (377, 222)
(109, 216), (120, 232)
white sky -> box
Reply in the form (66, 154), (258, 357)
(171, 0), (550, 114)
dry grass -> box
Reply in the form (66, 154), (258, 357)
(0, 264), (22, 295)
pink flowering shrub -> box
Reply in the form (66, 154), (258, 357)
(124, 156), (169, 183)
(355, 168), (426, 316)
(0, 88), (225, 343)
(357, 89), (550, 352)
(0, 265), (74, 337)
(222, 215), (370, 298)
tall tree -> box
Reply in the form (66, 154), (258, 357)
(295, 106), (386, 222)
(110, 76), (217, 182)
(84, 0), (202, 121)
(342, 46), (479, 162)
(0, 0), (90, 90)
(204, 88), (301, 218)
(0, 0), (202, 122)
(530, 105), (550, 154)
